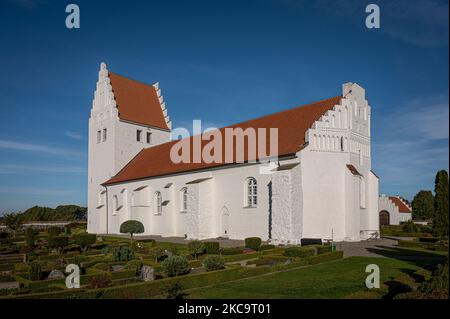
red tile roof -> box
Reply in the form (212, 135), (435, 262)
(104, 95), (342, 185)
(389, 196), (412, 213)
(109, 72), (170, 130)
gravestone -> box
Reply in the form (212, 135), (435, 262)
(139, 265), (154, 281)
(47, 269), (65, 280)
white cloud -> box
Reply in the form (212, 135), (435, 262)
(402, 95), (449, 140)
(65, 131), (84, 140)
(372, 93), (449, 199)
(0, 140), (85, 158)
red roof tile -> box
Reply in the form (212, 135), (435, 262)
(389, 196), (412, 213)
(104, 95), (342, 185)
(109, 72), (169, 130)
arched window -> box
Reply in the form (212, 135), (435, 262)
(154, 191), (162, 215)
(180, 187), (188, 212)
(113, 195), (119, 214)
(245, 177), (257, 207)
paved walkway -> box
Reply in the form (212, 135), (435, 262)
(334, 238), (398, 257)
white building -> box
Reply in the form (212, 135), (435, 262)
(378, 195), (412, 225)
(87, 63), (380, 243)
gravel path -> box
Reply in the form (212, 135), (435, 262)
(334, 238), (398, 257)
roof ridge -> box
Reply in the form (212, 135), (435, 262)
(109, 71), (158, 88)
(222, 95), (342, 129)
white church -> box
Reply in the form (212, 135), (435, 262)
(87, 63), (380, 243)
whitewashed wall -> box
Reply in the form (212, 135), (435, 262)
(87, 63), (170, 234)
(88, 77), (380, 243)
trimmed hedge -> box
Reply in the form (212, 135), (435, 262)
(74, 233), (97, 251)
(245, 237), (262, 251)
(314, 245), (332, 255)
(4, 251), (343, 299)
(221, 247), (242, 255)
(47, 227), (62, 237)
(204, 242), (220, 254)
(259, 244), (275, 251)
(397, 240), (427, 248)
(283, 246), (316, 258)
(47, 236), (69, 252)
(418, 237), (440, 243)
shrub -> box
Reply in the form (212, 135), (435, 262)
(47, 226), (62, 237)
(283, 246), (316, 258)
(119, 220), (144, 245)
(418, 262), (449, 298)
(315, 245), (331, 255)
(245, 237), (261, 250)
(47, 236), (69, 254)
(92, 263), (111, 272)
(204, 242), (220, 254)
(112, 246), (134, 262)
(24, 228), (36, 247)
(161, 255), (190, 277)
(202, 255), (225, 271)
(187, 240), (205, 260)
(402, 221), (419, 233)
(29, 262), (42, 281)
(245, 237), (262, 251)
(259, 244), (275, 251)
(221, 247), (242, 255)
(87, 274), (112, 289)
(74, 233), (97, 252)
(148, 247), (165, 263)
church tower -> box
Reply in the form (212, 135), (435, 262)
(87, 62), (172, 234)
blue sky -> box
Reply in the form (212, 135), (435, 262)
(0, 0), (448, 213)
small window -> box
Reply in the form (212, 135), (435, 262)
(154, 191), (162, 215)
(137, 130), (142, 142)
(340, 137), (344, 151)
(180, 187), (188, 212)
(146, 132), (152, 144)
(97, 130), (101, 143)
(245, 177), (257, 207)
(102, 128), (107, 142)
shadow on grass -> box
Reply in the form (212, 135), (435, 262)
(366, 245), (446, 270)
(382, 280), (413, 299)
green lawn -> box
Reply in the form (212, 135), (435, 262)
(185, 256), (432, 299)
